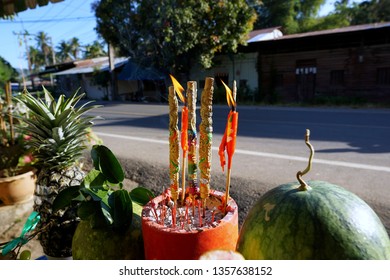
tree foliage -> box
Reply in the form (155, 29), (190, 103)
(349, 0), (390, 25)
(93, 0), (260, 73)
(254, 0), (390, 34)
(254, 0), (326, 34)
(0, 56), (18, 88)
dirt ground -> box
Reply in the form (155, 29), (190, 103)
(1, 156), (389, 260)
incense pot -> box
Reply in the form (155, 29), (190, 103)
(142, 76), (239, 260)
(141, 189), (238, 260)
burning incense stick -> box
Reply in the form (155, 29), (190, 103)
(168, 86), (180, 226)
(169, 75), (188, 204)
(219, 80), (238, 214)
(186, 81), (198, 201)
(199, 77), (214, 215)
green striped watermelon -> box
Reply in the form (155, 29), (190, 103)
(236, 180), (390, 260)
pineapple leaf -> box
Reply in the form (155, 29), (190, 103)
(16, 92), (55, 122)
(61, 89), (84, 111)
(15, 88), (98, 169)
(43, 86), (56, 112)
(53, 94), (65, 117)
(52, 127), (65, 143)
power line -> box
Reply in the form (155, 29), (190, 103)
(0, 16), (95, 24)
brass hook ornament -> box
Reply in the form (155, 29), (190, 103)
(296, 129), (314, 191)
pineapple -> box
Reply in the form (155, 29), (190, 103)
(16, 87), (99, 258)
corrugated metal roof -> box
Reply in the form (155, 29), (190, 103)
(54, 57), (128, 75)
(1, 0), (63, 17)
(277, 21), (390, 41)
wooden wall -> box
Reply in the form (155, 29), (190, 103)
(259, 43), (390, 103)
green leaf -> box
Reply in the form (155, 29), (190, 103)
(108, 189), (133, 230)
(89, 210), (109, 229)
(52, 185), (82, 213)
(130, 186), (155, 206)
(82, 169), (107, 190)
(91, 145), (125, 184)
(82, 185), (111, 205)
(77, 200), (99, 220)
(91, 146), (101, 170)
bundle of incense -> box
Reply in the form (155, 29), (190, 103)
(198, 77), (214, 211)
(186, 81), (198, 197)
(168, 86), (180, 203)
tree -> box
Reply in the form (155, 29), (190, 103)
(69, 37), (81, 60)
(84, 40), (107, 59)
(0, 56), (18, 90)
(349, 0), (390, 25)
(35, 31), (52, 66)
(302, 1), (352, 32)
(254, 0), (325, 34)
(28, 46), (45, 71)
(93, 0), (260, 75)
(56, 40), (73, 62)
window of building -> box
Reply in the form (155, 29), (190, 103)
(330, 70), (345, 86)
(377, 67), (390, 85)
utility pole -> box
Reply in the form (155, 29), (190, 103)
(49, 36), (56, 86)
(14, 31), (34, 90)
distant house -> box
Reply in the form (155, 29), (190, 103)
(41, 57), (165, 101)
(190, 22), (390, 103)
(189, 27), (283, 101)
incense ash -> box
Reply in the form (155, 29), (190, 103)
(142, 190), (236, 232)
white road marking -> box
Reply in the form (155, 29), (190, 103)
(96, 132), (390, 173)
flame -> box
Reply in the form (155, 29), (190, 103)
(221, 80), (236, 108)
(169, 74), (185, 104)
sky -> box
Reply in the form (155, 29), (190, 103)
(0, 0), (362, 71)
(0, 0), (98, 70)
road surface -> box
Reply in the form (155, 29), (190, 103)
(87, 101), (390, 231)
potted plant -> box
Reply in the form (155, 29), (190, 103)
(53, 145), (154, 259)
(0, 87), (36, 205)
(141, 77), (239, 260)
(15, 87), (99, 259)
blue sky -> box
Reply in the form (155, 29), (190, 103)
(0, 0), (360, 71)
(0, 0), (98, 70)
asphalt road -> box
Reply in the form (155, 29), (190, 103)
(87, 101), (390, 232)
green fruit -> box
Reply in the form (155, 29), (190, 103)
(19, 250), (31, 260)
(237, 180), (390, 260)
(72, 202), (144, 260)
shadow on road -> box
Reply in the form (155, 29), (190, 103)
(91, 102), (390, 154)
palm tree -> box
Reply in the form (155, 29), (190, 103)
(56, 40), (73, 63)
(69, 37), (81, 60)
(35, 31), (52, 66)
(84, 40), (107, 58)
(28, 46), (45, 71)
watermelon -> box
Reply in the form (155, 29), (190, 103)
(236, 180), (390, 260)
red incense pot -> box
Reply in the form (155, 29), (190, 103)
(141, 189), (238, 260)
